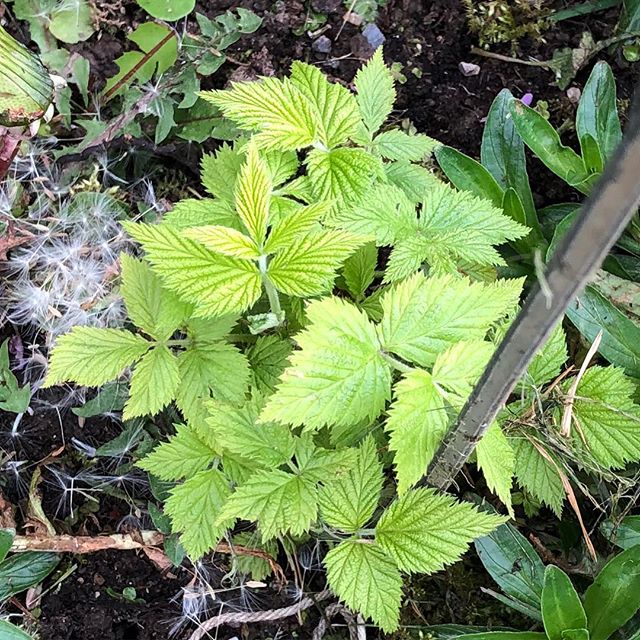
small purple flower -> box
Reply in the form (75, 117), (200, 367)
(521, 92), (534, 107)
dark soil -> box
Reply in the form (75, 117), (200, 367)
(3, 0), (640, 638)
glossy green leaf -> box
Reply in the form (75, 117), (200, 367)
(435, 146), (504, 208)
(509, 100), (591, 194)
(576, 61), (621, 162)
(0, 552), (59, 600)
(579, 133), (604, 175)
(561, 630), (589, 640)
(475, 522), (545, 615)
(137, 0), (195, 20)
(600, 516), (640, 549)
(566, 286), (640, 378)
(454, 633), (547, 640)
(542, 566), (587, 640)
(0, 620), (34, 640)
(584, 546), (640, 640)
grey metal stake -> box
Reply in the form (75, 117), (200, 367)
(425, 104), (640, 492)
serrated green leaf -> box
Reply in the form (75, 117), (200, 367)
(384, 161), (439, 202)
(355, 48), (395, 135)
(246, 335), (292, 394)
(263, 202), (328, 254)
(120, 254), (190, 340)
(376, 488), (505, 574)
(379, 272), (523, 367)
(291, 61), (360, 148)
(325, 540), (402, 632)
(232, 532), (277, 581)
(568, 366), (640, 468)
(203, 78), (318, 151)
(185, 225), (260, 259)
(176, 342), (250, 424)
(519, 323), (568, 391)
(260, 297), (391, 429)
(267, 230), (364, 297)
(476, 423), (515, 514)
(342, 242), (377, 300)
(512, 437), (564, 516)
(138, 423), (216, 481)
(318, 436), (383, 532)
(263, 149), (299, 186)
(44, 328), (151, 388)
(332, 183), (415, 245)
(385, 369), (449, 493)
(306, 147), (380, 211)
(123, 222), (262, 317)
(207, 400), (296, 468)
(218, 469), (317, 540)
(165, 468), (231, 558)
(124, 345), (180, 419)
(162, 198), (241, 231)
(296, 442), (358, 484)
(201, 144), (246, 201)
(234, 144), (272, 246)
(374, 129), (438, 161)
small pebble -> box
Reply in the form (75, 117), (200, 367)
(458, 61), (480, 77)
(363, 23), (385, 49)
(566, 87), (582, 103)
(343, 10), (363, 26)
(312, 35), (332, 54)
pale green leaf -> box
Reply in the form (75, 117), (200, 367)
(384, 161), (439, 202)
(123, 222), (262, 317)
(124, 345), (180, 419)
(318, 436), (383, 532)
(512, 437), (564, 516)
(267, 230), (364, 297)
(263, 202), (328, 254)
(306, 147), (381, 210)
(201, 143), (245, 200)
(260, 297), (391, 429)
(138, 423), (216, 481)
(176, 342), (250, 424)
(342, 242), (377, 300)
(325, 540), (402, 632)
(184, 225), (260, 259)
(291, 61), (360, 148)
(569, 366), (640, 468)
(218, 469), (317, 540)
(162, 198), (241, 231)
(120, 254), (190, 339)
(263, 149), (299, 186)
(519, 322), (568, 391)
(376, 488), (506, 574)
(332, 184), (414, 245)
(379, 272), (523, 367)
(234, 144), (272, 245)
(44, 328), (150, 387)
(203, 78), (318, 151)
(165, 468), (231, 558)
(207, 400), (296, 468)
(355, 48), (396, 135)
(386, 369), (449, 493)
(294, 435), (358, 483)
(476, 423), (515, 514)
(374, 130), (438, 161)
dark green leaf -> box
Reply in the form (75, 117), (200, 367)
(0, 552), (59, 600)
(561, 630), (590, 640)
(475, 522), (545, 614)
(454, 633), (547, 640)
(576, 61), (621, 162)
(584, 546), (640, 640)
(0, 529), (13, 563)
(502, 188), (544, 252)
(509, 100), (592, 194)
(566, 286), (640, 377)
(164, 534), (186, 567)
(72, 382), (127, 418)
(435, 146), (504, 207)
(600, 516), (640, 549)
(542, 566), (587, 640)
(621, 0), (640, 36)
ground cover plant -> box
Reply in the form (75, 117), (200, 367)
(2, 1), (640, 639)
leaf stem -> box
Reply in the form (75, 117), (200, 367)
(380, 352), (414, 374)
(258, 255), (284, 320)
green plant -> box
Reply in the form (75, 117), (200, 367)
(463, 522), (640, 640)
(43, 49), (543, 630)
(0, 340), (30, 415)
